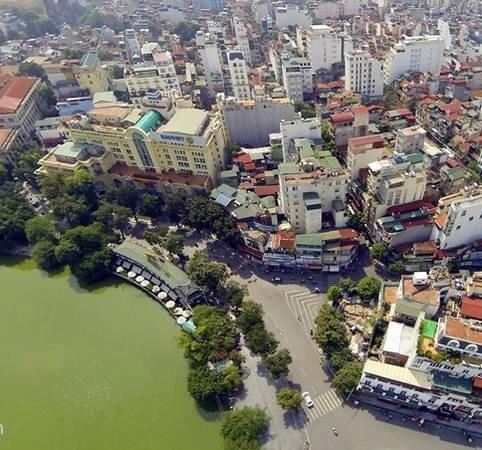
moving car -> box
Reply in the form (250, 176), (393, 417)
(302, 391), (314, 408)
(271, 277), (282, 283)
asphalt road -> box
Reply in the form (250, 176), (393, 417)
(183, 234), (481, 450)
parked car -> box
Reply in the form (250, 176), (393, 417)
(302, 391), (314, 408)
(271, 277), (282, 283)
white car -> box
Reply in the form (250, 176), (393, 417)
(302, 391), (314, 408)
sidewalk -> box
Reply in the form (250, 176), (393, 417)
(355, 393), (482, 438)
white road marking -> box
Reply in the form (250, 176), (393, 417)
(306, 390), (343, 422)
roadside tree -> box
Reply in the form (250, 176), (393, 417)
(276, 388), (303, 411)
(332, 361), (362, 396)
(265, 348), (292, 379)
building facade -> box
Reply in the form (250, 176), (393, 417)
(344, 49), (383, 99)
(227, 50), (251, 101)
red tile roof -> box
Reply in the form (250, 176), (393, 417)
(461, 296), (482, 320)
(0, 75), (37, 114)
(387, 200), (434, 215)
(338, 228), (358, 240)
(233, 153), (252, 165)
(273, 230), (295, 252)
(330, 112), (353, 124)
(254, 184), (279, 197)
(349, 134), (384, 147)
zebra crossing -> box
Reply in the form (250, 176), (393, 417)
(306, 389), (343, 421)
(283, 290), (323, 334)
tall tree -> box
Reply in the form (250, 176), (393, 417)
(265, 348), (292, 379)
(186, 250), (228, 293)
(220, 407), (269, 450)
(25, 215), (56, 245)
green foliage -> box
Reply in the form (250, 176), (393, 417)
(347, 212), (367, 234)
(186, 250), (228, 293)
(245, 323), (278, 357)
(326, 286), (342, 304)
(388, 260), (405, 275)
(174, 21), (200, 42)
(95, 202), (131, 237)
(0, 182), (35, 251)
(11, 141), (43, 186)
(40, 173), (66, 200)
(163, 233), (184, 255)
(25, 215), (56, 245)
(51, 195), (92, 227)
(332, 361), (362, 396)
(370, 242), (389, 263)
(164, 195), (187, 221)
(138, 193), (162, 218)
(32, 239), (60, 271)
(18, 62), (47, 82)
(356, 277), (381, 301)
(7, 7), (58, 38)
(114, 185), (138, 215)
(79, 9), (123, 31)
(220, 407), (269, 450)
(144, 225), (169, 245)
(224, 279), (247, 309)
(265, 348), (292, 379)
(237, 300), (264, 334)
(329, 348), (356, 373)
(62, 49), (84, 59)
(314, 305), (348, 355)
(276, 387), (303, 411)
(294, 101), (316, 118)
(338, 277), (356, 293)
(178, 305), (239, 364)
(187, 365), (225, 404)
(55, 223), (113, 285)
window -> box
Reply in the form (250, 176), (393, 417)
(469, 217), (474, 221)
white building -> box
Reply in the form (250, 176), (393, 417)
(383, 35), (445, 84)
(227, 50), (250, 101)
(275, 4), (312, 29)
(281, 56), (312, 101)
(217, 96), (297, 147)
(431, 187), (482, 250)
(124, 63), (181, 97)
(196, 31), (224, 96)
(437, 19), (452, 50)
(395, 126), (426, 154)
(344, 49), (383, 99)
(280, 116), (321, 162)
(279, 156), (349, 234)
(297, 25), (352, 73)
(233, 17), (252, 67)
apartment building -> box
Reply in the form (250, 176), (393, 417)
(123, 29), (142, 63)
(364, 153), (427, 230)
(279, 156), (349, 234)
(344, 49), (383, 99)
(275, 4), (312, 29)
(227, 50), (251, 101)
(0, 75), (42, 140)
(395, 126), (426, 154)
(383, 35), (445, 84)
(232, 17), (252, 67)
(281, 56), (312, 101)
(217, 96), (297, 147)
(346, 134), (385, 181)
(280, 116), (321, 162)
(38, 107), (228, 196)
(124, 63), (181, 99)
(73, 53), (110, 94)
(295, 228), (359, 271)
(431, 186), (482, 250)
(196, 31), (224, 96)
(297, 25), (352, 73)
(330, 106), (369, 155)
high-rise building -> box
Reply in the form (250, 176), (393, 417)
(431, 186), (482, 250)
(344, 49), (383, 99)
(123, 29), (142, 63)
(383, 35), (445, 84)
(227, 50), (250, 101)
(217, 96), (297, 147)
(196, 31), (224, 96)
(73, 53), (110, 94)
(281, 56), (312, 101)
(233, 17), (252, 67)
(297, 25), (353, 73)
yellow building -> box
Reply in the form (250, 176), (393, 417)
(37, 106), (229, 197)
(73, 53), (110, 94)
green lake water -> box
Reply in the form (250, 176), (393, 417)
(0, 258), (222, 450)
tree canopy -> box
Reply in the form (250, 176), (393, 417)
(220, 407), (269, 450)
(356, 277), (381, 301)
(186, 250), (228, 293)
(277, 387), (303, 411)
(370, 242), (389, 263)
(265, 348), (292, 379)
(332, 361), (362, 396)
(174, 21), (200, 42)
